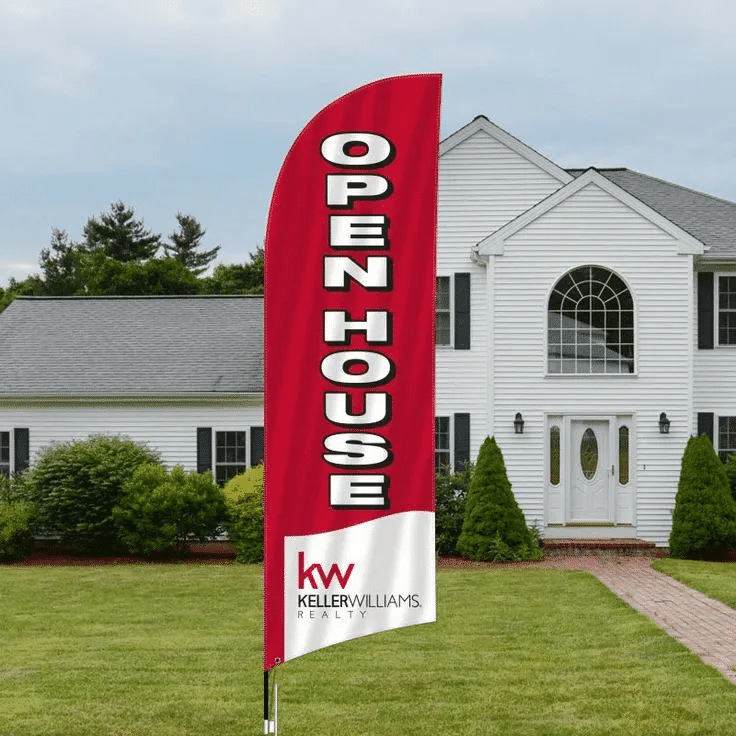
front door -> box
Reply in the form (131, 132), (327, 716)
(569, 419), (613, 522)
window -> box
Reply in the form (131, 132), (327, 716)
(549, 425), (560, 486)
(618, 426), (629, 485)
(548, 266), (634, 374)
(0, 432), (9, 478)
(435, 417), (450, 472)
(215, 431), (247, 485)
(436, 277), (451, 346)
(718, 417), (736, 462)
(718, 276), (736, 345)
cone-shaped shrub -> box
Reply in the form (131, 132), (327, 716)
(669, 434), (736, 559)
(457, 436), (532, 560)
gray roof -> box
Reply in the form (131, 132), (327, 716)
(568, 168), (736, 260)
(0, 296), (263, 396)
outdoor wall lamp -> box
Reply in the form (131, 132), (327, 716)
(514, 412), (525, 434)
(659, 412), (671, 434)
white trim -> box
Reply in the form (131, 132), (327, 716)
(213, 428), (249, 483)
(477, 170), (705, 256)
(435, 275), (453, 348)
(434, 415), (452, 471)
(714, 273), (736, 348)
(544, 412), (636, 529)
(0, 394), (262, 407)
(543, 264), (639, 377)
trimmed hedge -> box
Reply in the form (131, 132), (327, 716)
(222, 464), (263, 563)
(435, 462), (471, 556)
(113, 464), (226, 556)
(25, 435), (162, 554)
(670, 435), (736, 559)
(0, 499), (35, 561)
(457, 436), (539, 561)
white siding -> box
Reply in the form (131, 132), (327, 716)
(0, 398), (263, 471)
(436, 129), (564, 464)
(489, 183), (694, 546)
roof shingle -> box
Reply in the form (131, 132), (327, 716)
(0, 296), (263, 396)
(567, 167), (736, 259)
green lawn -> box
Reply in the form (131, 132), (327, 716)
(652, 558), (736, 609)
(1, 564), (735, 736)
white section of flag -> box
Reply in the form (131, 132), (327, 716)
(284, 511), (436, 662)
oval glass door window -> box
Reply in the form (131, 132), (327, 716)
(580, 428), (598, 479)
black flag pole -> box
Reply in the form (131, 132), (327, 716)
(264, 669), (277, 734)
(263, 671), (269, 734)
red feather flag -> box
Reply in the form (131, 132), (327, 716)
(264, 75), (441, 672)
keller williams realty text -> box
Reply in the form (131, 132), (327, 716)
(297, 593), (421, 609)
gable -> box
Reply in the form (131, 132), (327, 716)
(439, 117), (572, 245)
(477, 169), (704, 257)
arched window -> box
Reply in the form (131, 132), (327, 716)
(548, 266), (634, 374)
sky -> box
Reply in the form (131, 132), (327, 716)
(2, 0), (736, 287)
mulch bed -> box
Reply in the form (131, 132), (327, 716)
(2, 542), (239, 566)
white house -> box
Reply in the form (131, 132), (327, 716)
(0, 295), (264, 485)
(436, 116), (736, 547)
(2, 116), (735, 547)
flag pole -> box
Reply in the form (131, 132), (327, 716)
(263, 670), (270, 734)
(264, 669), (278, 734)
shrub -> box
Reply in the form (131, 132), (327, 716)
(669, 435), (736, 559)
(724, 453), (736, 504)
(113, 464), (226, 557)
(457, 436), (535, 561)
(0, 499), (36, 561)
(222, 464), (263, 563)
(26, 434), (162, 554)
(435, 463), (471, 556)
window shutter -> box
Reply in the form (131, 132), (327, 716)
(197, 427), (212, 473)
(13, 428), (29, 474)
(698, 272), (714, 350)
(453, 413), (470, 471)
(251, 426), (264, 466)
(697, 413), (714, 443)
(454, 273), (470, 350)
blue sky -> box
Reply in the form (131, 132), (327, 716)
(3, 0), (736, 286)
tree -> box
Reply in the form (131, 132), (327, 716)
(200, 246), (263, 295)
(0, 274), (46, 314)
(38, 228), (86, 296)
(78, 252), (200, 296)
(669, 435), (736, 559)
(457, 436), (533, 561)
(83, 201), (161, 262)
(165, 213), (220, 275)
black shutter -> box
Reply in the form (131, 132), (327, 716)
(197, 427), (212, 473)
(697, 413), (714, 443)
(250, 426), (264, 466)
(698, 272), (714, 350)
(454, 273), (470, 350)
(13, 428), (29, 474)
(453, 413), (470, 471)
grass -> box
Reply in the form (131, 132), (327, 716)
(652, 558), (736, 609)
(1, 564), (735, 735)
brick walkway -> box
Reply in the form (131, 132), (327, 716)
(539, 555), (736, 685)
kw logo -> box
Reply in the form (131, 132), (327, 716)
(298, 551), (355, 589)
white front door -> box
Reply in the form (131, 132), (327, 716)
(569, 419), (613, 523)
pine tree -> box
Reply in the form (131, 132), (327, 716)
(165, 213), (220, 275)
(669, 435), (736, 559)
(83, 201), (161, 262)
(457, 436), (532, 560)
